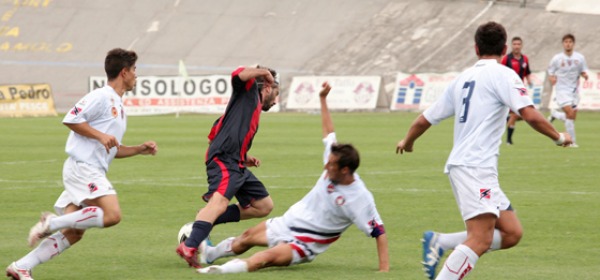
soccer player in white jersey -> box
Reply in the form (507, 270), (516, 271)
(195, 82), (389, 274)
(6, 48), (158, 280)
(396, 22), (571, 280)
(547, 33), (589, 148)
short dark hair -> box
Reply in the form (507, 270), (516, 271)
(474, 21), (507, 56)
(512, 36), (522, 42)
(105, 48), (138, 81)
(562, 34), (575, 42)
(255, 65), (279, 91)
(331, 143), (360, 174)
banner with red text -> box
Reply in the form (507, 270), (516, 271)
(90, 75), (280, 115)
(0, 83), (58, 117)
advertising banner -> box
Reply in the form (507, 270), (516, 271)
(90, 75), (280, 115)
(391, 71), (546, 111)
(287, 76), (380, 110)
(0, 84), (58, 117)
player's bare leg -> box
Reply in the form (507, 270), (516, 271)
(198, 243), (294, 274)
(202, 221), (269, 264)
(494, 210), (523, 249)
(240, 196), (273, 219)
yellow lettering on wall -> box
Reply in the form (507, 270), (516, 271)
(2, 9), (17, 22)
(0, 41), (73, 52)
(55, 42), (72, 53)
(0, 26), (19, 37)
(43, 0), (52, 7)
(13, 42), (29, 51)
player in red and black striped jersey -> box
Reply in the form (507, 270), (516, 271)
(177, 65), (280, 268)
(501, 36), (531, 145)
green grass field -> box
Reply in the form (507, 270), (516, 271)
(1, 112), (599, 279)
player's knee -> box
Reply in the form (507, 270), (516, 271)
(254, 198), (273, 218)
(62, 228), (85, 244)
(103, 209), (122, 227)
(503, 227), (523, 249)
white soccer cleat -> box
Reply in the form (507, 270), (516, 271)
(569, 143), (579, 148)
(198, 237), (214, 264)
(196, 265), (223, 274)
(6, 262), (34, 280)
(28, 212), (57, 247)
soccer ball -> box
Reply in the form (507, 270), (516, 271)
(178, 222), (194, 244)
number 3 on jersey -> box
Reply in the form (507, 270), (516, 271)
(459, 81), (475, 123)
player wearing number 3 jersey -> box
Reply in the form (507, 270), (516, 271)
(396, 22), (571, 280)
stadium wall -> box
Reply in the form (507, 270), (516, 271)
(0, 0), (598, 113)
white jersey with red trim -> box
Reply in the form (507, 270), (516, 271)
(548, 51), (588, 94)
(281, 132), (384, 241)
(423, 59), (533, 173)
(62, 86), (126, 172)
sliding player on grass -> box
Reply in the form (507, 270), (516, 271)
(196, 82), (389, 274)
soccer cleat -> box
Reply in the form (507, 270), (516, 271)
(569, 143), (579, 148)
(6, 262), (34, 280)
(196, 265), (223, 274)
(506, 140), (513, 145)
(199, 236), (214, 264)
(422, 231), (444, 280)
(547, 115), (555, 123)
(176, 242), (201, 268)
(28, 212), (56, 247)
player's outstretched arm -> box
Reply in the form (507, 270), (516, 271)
(375, 233), (389, 272)
(519, 106), (572, 147)
(64, 122), (119, 154)
(396, 114), (432, 154)
(319, 82), (334, 138)
(116, 141), (158, 158)
(237, 67), (274, 85)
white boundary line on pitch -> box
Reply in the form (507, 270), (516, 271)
(0, 159), (58, 165)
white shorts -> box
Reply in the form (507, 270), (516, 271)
(266, 217), (335, 265)
(447, 165), (511, 221)
(54, 157), (116, 215)
(554, 91), (579, 108)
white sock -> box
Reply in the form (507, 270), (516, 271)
(565, 119), (576, 143)
(438, 232), (466, 251)
(49, 207), (104, 231)
(219, 258), (248, 273)
(436, 244), (478, 280)
(207, 237), (236, 262)
(16, 231), (71, 270)
(438, 230), (502, 251)
(489, 229), (502, 251)
(551, 110), (566, 121)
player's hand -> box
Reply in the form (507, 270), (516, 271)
(244, 156), (261, 167)
(319, 82), (332, 98)
(396, 139), (413, 154)
(263, 69), (275, 86)
(98, 133), (119, 153)
(139, 141), (158, 155)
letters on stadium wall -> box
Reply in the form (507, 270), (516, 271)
(0, 83), (58, 117)
(549, 69), (600, 110)
(89, 75), (280, 116)
(286, 76), (381, 110)
(390, 71), (546, 111)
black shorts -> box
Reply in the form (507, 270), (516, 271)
(203, 157), (269, 208)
